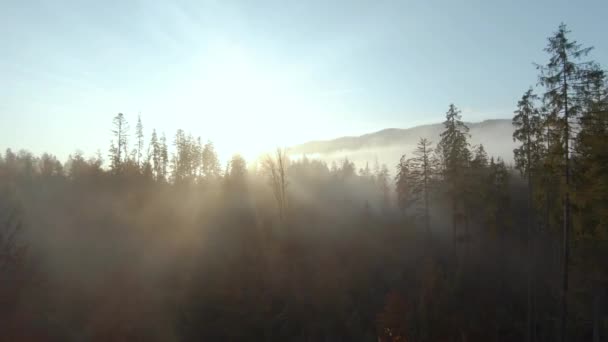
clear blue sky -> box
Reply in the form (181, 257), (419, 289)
(1, 0), (606, 161)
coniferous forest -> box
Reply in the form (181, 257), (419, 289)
(1, 24), (607, 342)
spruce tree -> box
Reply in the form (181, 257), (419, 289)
(395, 155), (413, 215)
(109, 113), (129, 174)
(149, 129), (161, 181)
(202, 140), (222, 180)
(135, 114), (144, 168)
(513, 88), (544, 342)
(574, 66), (608, 239)
(438, 104), (470, 245)
(536, 24), (594, 340)
(160, 133), (169, 182)
(408, 138), (436, 235)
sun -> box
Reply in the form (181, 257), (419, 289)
(170, 41), (333, 165)
(180, 44), (298, 163)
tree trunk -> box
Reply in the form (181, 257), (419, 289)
(526, 138), (533, 342)
(560, 67), (571, 342)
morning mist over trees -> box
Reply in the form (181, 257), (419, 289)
(1, 1), (607, 341)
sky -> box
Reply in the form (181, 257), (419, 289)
(1, 0), (607, 162)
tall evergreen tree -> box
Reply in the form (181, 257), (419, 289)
(149, 129), (161, 181)
(484, 157), (511, 237)
(135, 114), (144, 168)
(160, 133), (169, 182)
(172, 130), (199, 184)
(226, 154), (247, 190)
(395, 155), (413, 215)
(573, 66), (608, 239)
(467, 144), (489, 234)
(536, 24), (594, 340)
(202, 140), (222, 180)
(408, 138), (436, 235)
(195, 137), (203, 179)
(571, 63), (608, 342)
(513, 88), (544, 342)
(377, 164), (391, 211)
(109, 113), (129, 174)
(359, 162), (372, 179)
(438, 104), (470, 245)
(470, 144), (488, 170)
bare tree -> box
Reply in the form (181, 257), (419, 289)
(262, 148), (289, 222)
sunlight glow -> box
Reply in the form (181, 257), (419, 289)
(180, 43), (300, 162)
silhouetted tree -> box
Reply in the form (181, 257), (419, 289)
(226, 154), (247, 190)
(39, 153), (63, 178)
(109, 113), (129, 174)
(202, 140), (222, 180)
(359, 161), (372, 178)
(262, 148), (289, 222)
(395, 155), (413, 215)
(160, 133), (169, 182)
(135, 114), (144, 168)
(149, 129), (161, 181)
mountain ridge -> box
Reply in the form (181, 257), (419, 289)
(289, 118), (515, 165)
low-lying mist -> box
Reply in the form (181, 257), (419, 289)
(0, 151), (555, 341)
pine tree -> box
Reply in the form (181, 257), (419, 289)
(465, 144), (487, 220)
(135, 114), (144, 168)
(513, 89), (545, 178)
(172, 130), (198, 184)
(171, 130), (184, 183)
(438, 104), (470, 245)
(470, 144), (488, 170)
(395, 155), (413, 215)
(339, 158), (356, 180)
(573, 66), (608, 240)
(109, 113), (129, 174)
(149, 129), (161, 181)
(571, 63), (608, 342)
(226, 154), (247, 190)
(202, 140), (222, 180)
(359, 162), (372, 179)
(141, 149), (153, 181)
(484, 157), (511, 237)
(536, 24), (594, 340)
(378, 164), (390, 211)
(513, 88), (544, 342)
(39, 153), (63, 178)
(408, 138), (436, 235)
(538, 100), (563, 234)
(195, 137), (203, 179)
(160, 133), (169, 182)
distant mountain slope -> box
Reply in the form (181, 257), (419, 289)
(290, 119), (516, 167)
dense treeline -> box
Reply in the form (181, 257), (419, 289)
(0, 24), (606, 341)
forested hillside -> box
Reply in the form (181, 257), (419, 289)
(0, 24), (606, 342)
